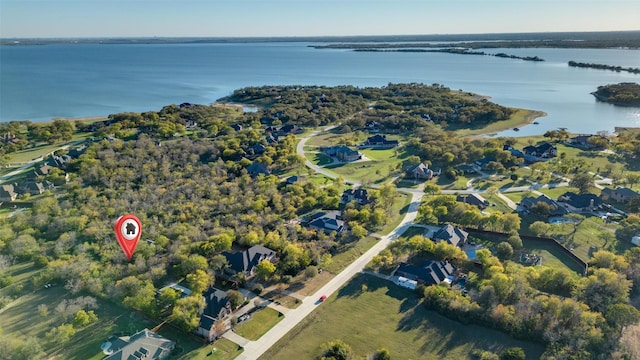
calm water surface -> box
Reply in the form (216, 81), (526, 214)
(1, 42), (639, 136)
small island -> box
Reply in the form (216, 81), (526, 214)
(592, 82), (640, 107)
(569, 61), (640, 74)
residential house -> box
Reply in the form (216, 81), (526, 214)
(432, 224), (468, 247)
(457, 194), (489, 210)
(266, 134), (278, 144)
(248, 144), (267, 156)
(601, 187), (640, 204)
(222, 245), (277, 277)
(48, 154), (72, 169)
(21, 181), (52, 195)
(519, 194), (568, 216)
(523, 142), (557, 159)
(246, 162), (270, 178)
(569, 134), (609, 149)
(285, 175), (305, 185)
(322, 146), (361, 162)
(103, 329), (175, 360)
(197, 288), (232, 342)
(340, 188), (371, 205)
(406, 163), (435, 180)
(231, 124), (243, 132)
(67, 144), (88, 159)
(362, 134), (399, 149)
(557, 192), (604, 213)
(276, 124), (302, 136)
(185, 120), (198, 130)
(0, 184), (17, 202)
(307, 211), (345, 234)
(395, 260), (456, 286)
(473, 157), (498, 172)
(0, 132), (20, 145)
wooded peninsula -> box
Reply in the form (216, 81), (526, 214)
(592, 82), (640, 107)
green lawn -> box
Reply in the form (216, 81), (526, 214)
(325, 236), (379, 274)
(536, 186), (579, 199)
(502, 191), (532, 204)
(520, 238), (585, 274)
(310, 152), (334, 166)
(326, 147), (413, 185)
(233, 307), (283, 341)
(174, 338), (243, 360)
(437, 174), (473, 190)
(260, 274), (545, 360)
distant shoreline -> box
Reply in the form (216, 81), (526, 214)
(2, 30), (639, 48)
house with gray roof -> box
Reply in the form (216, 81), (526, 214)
(395, 260), (456, 286)
(456, 193), (489, 210)
(557, 191), (604, 213)
(103, 329), (174, 360)
(432, 224), (468, 247)
(519, 194), (568, 216)
(221, 245), (276, 278)
(601, 187), (640, 204)
(307, 211), (345, 234)
(0, 184), (17, 202)
(340, 187), (371, 205)
(246, 162), (270, 178)
(197, 288), (232, 342)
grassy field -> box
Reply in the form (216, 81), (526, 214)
(233, 307), (283, 341)
(261, 274), (545, 360)
(175, 338), (243, 360)
(503, 191), (533, 204)
(437, 174), (474, 190)
(315, 142), (415, 185)
(325, 236), (379, 274)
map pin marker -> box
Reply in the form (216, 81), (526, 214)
(114, 214), (142, 260)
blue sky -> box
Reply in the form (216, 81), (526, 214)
(1, 0), (639, 38)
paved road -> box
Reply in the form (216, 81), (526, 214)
(235, 190), (423, 360)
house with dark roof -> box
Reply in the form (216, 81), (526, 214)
(48, 154), (72, 169)
(523, 142), (557, 159)
(432, 224), (468, 247)
(473, 157), (498, 171)
(406, 163), (435, 180)
(601, 187), (640, 204)
(307, 211), (345, 234)
(266, 134), (278, 144)
(519, 194), (568, 216)
(197, 288), (232, 341)
(395, 260), (456, 286)
(103, 329), (174, 360)
(340, 188), (371, 205)
(457, 193), (489, 210)
(569, 134), (609, 149)
(21, 181), (52, 195)
(362, 134), (399, 149)
(246, 162), (270, 178)
(276, 124), (302, 136)
(0, 184), (17, 202)
(67, 144), (88, 159)
(222, 245), (276, 278)
(557, 191), (604, 213)
(285, 175), (305, 185)
(248, 143), (267, 156)
(231, 124), (243, 132)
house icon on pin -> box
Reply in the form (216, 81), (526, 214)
(126, 223), (136, 235)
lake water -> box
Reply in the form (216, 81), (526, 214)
(1, 42), (639, 136)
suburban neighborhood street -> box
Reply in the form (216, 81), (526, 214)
(234, 190), (424, 360)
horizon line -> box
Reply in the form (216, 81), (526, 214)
(2, 29), (640, 40)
